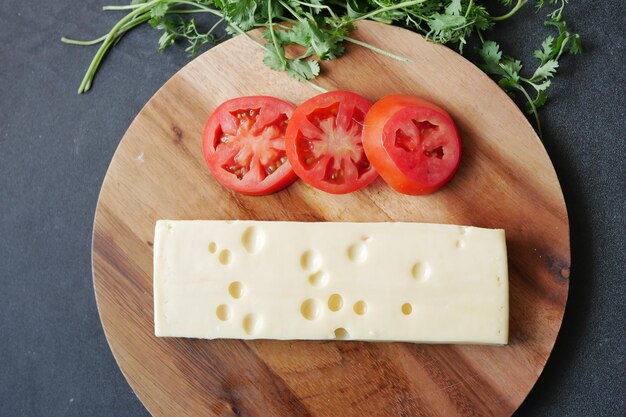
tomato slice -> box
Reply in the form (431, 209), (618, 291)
(285, 91), (377, 194)
(362, 95), (462, 195)
(202, 96), (298, 195)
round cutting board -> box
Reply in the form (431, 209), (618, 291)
(92, 21), (570, 417)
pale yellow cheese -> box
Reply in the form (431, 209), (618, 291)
(154, 220), (508, 344)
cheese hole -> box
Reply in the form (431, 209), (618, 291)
(334, 328), (350, 340)
(301, 299), (321, 320)
(219, 249), (232, 265)
(216, 304), (231, 321)
(455, 240), (465, 249)
(242, 314), (261, 335)
(328, 294), (343, 312)
(300, 250), (322, 271)
(459, 226), (469, 235)
(411, 262), (431, 281)
(353, 300), (367, 315)
(308, 270), (329, 287)
(228, 281), (244, 299)
(347, 243), (368, 264)
(241, 226), (265, 254)
(401, 303), (412, 315)
(361, 235), (372, 242)
(208, 242), (217, 254)
(496, 276), (502, 286)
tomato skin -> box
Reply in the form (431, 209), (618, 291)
(202, 96), (298, 195)
(362, 95), (462, 195)
(285, 91), (378, 194)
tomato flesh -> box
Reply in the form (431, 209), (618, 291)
(203, 96), (297, 195)
(363, 95), (462, 195)
(286, 91), (377, 194)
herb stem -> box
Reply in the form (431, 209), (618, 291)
(267, 0), (286, 68)
(348, 0), (428, 24)
(293, 0), (338, 20)
(77, 0), (159, 93)
(61, 35), (107, 46)
(103, 4), (144, 11)
(464, 0), (474, 18)
(207, 17), (225, 35)
(304, 80), (327, 93)
(492, 0), (527, 22)
(226, 19), (266, 51)
(516, 85), (542, 138)
(278, 0), (308, 25)
(344, 37), (413, 63)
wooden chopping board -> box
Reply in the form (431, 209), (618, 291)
(92, 21), (570, 417)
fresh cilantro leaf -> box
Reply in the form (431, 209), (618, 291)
(150, 2), (168, 19)
(531, 59), (558, 80)
(499, 60), (521, 83)
(263, 46), (286, 71)
(445, 0), (463, 16)
(428, 14), (466, 33)
(346, 0), (367, 19)
(157, 30), (176, 52)
(531, 79), (551, 92)
(477, 41), (503, 74)
(286, 58), (320, 80)
(224, 0), (258, 31)
(531, 91), (548, 110)
(533, 36), (554, 62)
(570, 34), (582, 54)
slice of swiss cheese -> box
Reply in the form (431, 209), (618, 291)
(154, 220), (508, 344)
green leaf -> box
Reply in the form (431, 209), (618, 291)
(570, 33), (582, 54)
(300, 0), (324, 14)
(286, 58), (320, 80)
(223, 0), (258, 31)
(498, 77), (518, 92)
(428, 13), (465, 34)
(499, 62), (520, 83)
(157, 31), (176, 52)
(445, 0), (463, 16)
(150, 2), (169, 19)
(477, 41), (503, 74)
(501, 56), (522, 74)
(531, 91), (548, 110)
(533, 36), (554, 62)
(263, 45), (286, 71)
(531, 59), (558, 80)
(346, 0), (367, 19)
(531, 79), (551, 92)
(287, 21), (313, 46)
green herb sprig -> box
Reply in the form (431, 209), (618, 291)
(62, 0), (581, 137)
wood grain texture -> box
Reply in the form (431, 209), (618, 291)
(92, 21), (570, 417)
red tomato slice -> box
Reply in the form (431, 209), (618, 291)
(362, 95), (462, 195)
(202, 96), (298, 195)
(285, 91), (378, 194)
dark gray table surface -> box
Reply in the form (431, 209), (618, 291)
(1, 1), (624, 416)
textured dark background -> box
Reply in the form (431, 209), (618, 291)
(1, 1), (624, 416)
